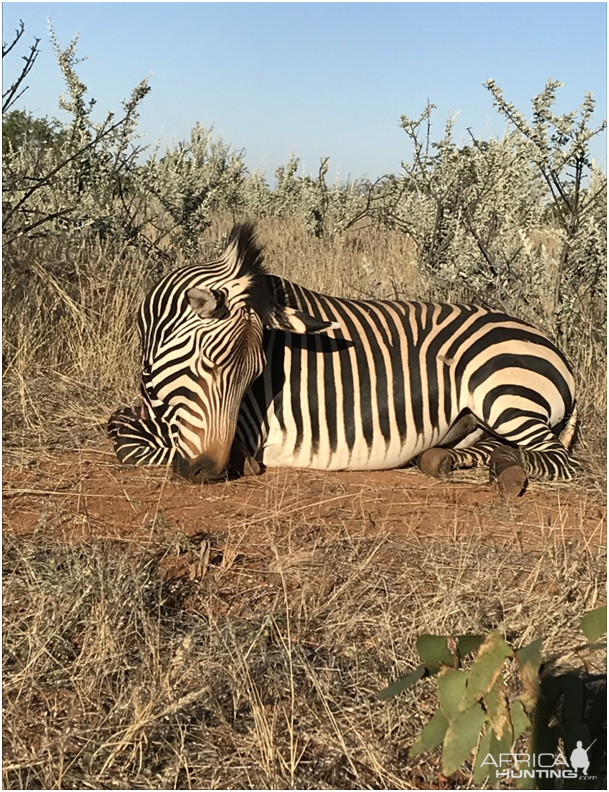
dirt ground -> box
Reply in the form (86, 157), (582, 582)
(4, 444), (605, 640)
(3, 443), (605, 560)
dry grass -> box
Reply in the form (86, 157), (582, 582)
(3, 466), (606, 789)
(2, 217), (607, 789)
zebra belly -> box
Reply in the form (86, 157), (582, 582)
(240, 394), (451, 470)
(239, 322), (462, 472)
(257, 418), (454, 470)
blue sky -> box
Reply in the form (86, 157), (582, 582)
(2, 2), (607, 180)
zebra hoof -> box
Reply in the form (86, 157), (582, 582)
(490, 447), (527, 498)
(496, 465), (528, 498)
(417, 448), (453, 478)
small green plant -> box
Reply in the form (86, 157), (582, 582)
(378, 605), (606, 788)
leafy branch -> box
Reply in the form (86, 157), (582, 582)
(379, 606), (607, 788)
(484, 79), (607, 330)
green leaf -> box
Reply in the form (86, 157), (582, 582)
(516, 636), (543, 672)
(484, 722), (515, 785)
(437, 668), (468, 720)
(472, 727), (492, 784)
(416, 634), (454, 666)
(516, 640), (543, 711)
(377, 665), (426, 700)
(529, 678), (561, 789)
(484, 675), (510, 739)
(410, 707), (449, 757)
(584, 640), (609, 652)
(489, 717), (513, 757)
(461, 632), (512, 709)
(510, 699), (531, 742)
(441, 703), (487, 776)
(457, 634), (485, 659)
(580, 605), (607, 641)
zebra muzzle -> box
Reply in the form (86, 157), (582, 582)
(172, 452), (227, 484)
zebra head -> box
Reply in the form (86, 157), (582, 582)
(138, 223), (336, 483)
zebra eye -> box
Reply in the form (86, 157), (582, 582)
(198, 352), (218, 374)
(212, 290), (230, 319)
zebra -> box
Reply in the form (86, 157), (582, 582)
(108, 222), (577, 495)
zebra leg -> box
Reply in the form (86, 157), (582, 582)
(487, 446), (528, 498)
(447, 437), (506, 469)
(503, 436), (575, 481)
(485, 415), (577, 483)
(108, 406), (174, 466)
(481, 414), (577, 497)
(417, 414), (482, 477)
(417, 437), (504, 478)
(419, 429), (574, 496)
(227, 439), (263, 478)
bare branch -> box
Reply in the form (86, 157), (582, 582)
(2, 20), (25, 59)
(2, 26), (41, 114)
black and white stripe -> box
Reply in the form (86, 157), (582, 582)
(108, 223), (577, 484)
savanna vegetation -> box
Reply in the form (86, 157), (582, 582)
(3, 23), (606, 790)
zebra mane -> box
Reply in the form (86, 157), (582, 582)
(223, 222), (280, 321)
(225, 222), (267, 281)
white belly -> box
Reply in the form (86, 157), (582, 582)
(257, 417), (451, 471)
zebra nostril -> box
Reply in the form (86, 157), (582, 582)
(190, 456), (224, 483)
(172, 453), (224, 484)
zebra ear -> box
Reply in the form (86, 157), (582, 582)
(267, 304), (340, 335)
(186, 287), (229, 319)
